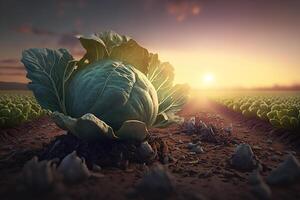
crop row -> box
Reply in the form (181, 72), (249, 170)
(214, 95), (300, 130)
(0, 94), (50, 128)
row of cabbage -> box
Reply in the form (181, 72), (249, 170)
(214, 94), (300, 130)
(0, 94), (50, 128)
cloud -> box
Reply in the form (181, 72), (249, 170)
(12, 23), (81, 40)
(57, 33), (79, 48)
(56, 32), (85, 58)
(0, 66), (24, 70)
(12, 24), (84, 57)
(13, 24), (57, 36)
(166, 0), (202, 22)
(0, 72), (25, 76)
(0, 58), (20, 65)
(56, 0), (88, 17)
(0, 65), (26, 76)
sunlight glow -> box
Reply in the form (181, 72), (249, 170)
(203, 73), (215, 84)
(154, 48), (300, 90)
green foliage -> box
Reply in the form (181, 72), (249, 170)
(214, 93), (300, 131)
(0, 94), (49, 128)
(21, 48), (76, 114)
(270, 118), (281, 128)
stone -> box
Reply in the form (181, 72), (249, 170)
(185, 117), (196, 134)
(224, 123), (233, 134)
(58, 151), (90, 183)
(190, 145), (204, 154)
(200, 127), (216, 142)
(187, 142), (198, 149)
(137, 141), (156, 161)
(163, 156), (169, 164)
(270, 155), (279, 161)
(267, 155), (300, 185)
(134, 164), (175, 200)
(179, 191), (207, 200)
(266, 139), (273, 144)
(249, 171), (272, 200)
(251, 182), (272, 200)
(22, 156), (57, 191)
(253, 145), (262, 150)
(230, 144), (257, 171)
(92, 164), (102, 172)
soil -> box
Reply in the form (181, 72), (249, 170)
(0, 96), (300, 200)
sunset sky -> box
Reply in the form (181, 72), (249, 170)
(0, 0), (299, 89)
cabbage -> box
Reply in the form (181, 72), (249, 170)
(66, 59), (158, 130)
(21, 31), (188, 141)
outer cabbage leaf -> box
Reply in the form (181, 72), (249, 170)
(53, 112), (117, 140)
(147, 53), (189, 126)
(158, 84), (190, 115)
(52, 112), (148, 141)
(77, 31), (150, 74)
(148, 61), (174, 102)
(96, 30), (130, 54)
(21, 48), (76, 114)
(154, 111), (185, 128)
(77, 35), (108, 67)
(110, 39), (149, 74)
(115, 120), (149, 141)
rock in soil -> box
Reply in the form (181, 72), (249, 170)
(132, 164), (175, 200)
(190, 145), (204, 154)
(178, 191), (207, 200)
(92, 164), (102, 172)
(137, 141), (156, 161)
(230, 144), (258, 171)
(184, 117), (196, 134)
(249, 171), (272, 200)
(57, 151), (90, 183)
(200, 127), (217, 143)
(22, 156), (58, 192)
(267, 155), (300, 185)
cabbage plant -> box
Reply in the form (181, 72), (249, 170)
(21, 31), (189, 141)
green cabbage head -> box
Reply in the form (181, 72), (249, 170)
(66, 59), (158, 129)
(21, 31), (189, 141)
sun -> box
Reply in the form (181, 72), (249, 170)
(202, 73), (215, 85)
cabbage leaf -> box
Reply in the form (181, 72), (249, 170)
(21, 48), (76, 114)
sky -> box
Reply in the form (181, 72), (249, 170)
(0, 0), (300, 89)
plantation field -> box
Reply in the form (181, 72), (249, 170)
(2, 90), (300, 132)
(204, 90), (300, 131)
(0, 90), (49, 128)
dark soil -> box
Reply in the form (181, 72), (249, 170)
(40, 133), (168, 169)
(0, 96), (300, 200)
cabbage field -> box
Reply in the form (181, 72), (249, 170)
(1, 31), (300, 200)
(2, 90), (300, 131)
(0, 93), (49, 128)
(213, 91), (300, 131)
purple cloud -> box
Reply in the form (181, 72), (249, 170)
(12, 24), (57, 36)
(57, 33), (79, 48)
(0, 66), (24, 70)
(166, 0), (202, 22)
(0, 65), (26, 76)
(12, 24), (84, 56)
(0, 59), (21, 67)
